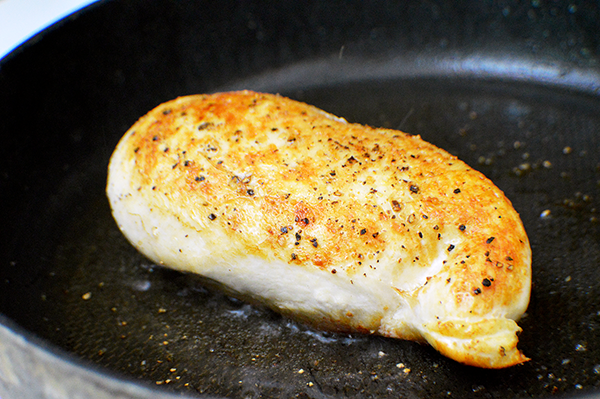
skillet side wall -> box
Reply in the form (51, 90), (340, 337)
(0, 1), (599, 398)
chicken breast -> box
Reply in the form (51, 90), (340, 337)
(107, 91), (531, 368)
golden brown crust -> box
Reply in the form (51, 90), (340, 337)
(108, 91), (531, 368)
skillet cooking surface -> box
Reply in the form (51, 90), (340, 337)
(7, 78), (600, 399)
(1, 1), (600, 398)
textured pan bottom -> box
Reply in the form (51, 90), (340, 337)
(16, 78), (600, 398)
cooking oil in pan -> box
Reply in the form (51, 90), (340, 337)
(12, 77), (600, 398)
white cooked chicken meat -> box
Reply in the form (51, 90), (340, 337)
(107, 91), (531, 368)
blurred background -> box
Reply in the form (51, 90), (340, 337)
(0, 0), (98, 59)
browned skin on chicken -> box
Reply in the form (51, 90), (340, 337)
(107, 91), (531, 368)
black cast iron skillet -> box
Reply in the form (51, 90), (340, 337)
(1, 0), (600, 398)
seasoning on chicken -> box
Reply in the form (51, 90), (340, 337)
(107, 91), (531, 368)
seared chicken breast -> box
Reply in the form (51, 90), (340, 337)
(107, 91), (531, 368)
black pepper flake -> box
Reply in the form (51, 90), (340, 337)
(486, 237), (495, 244)
(198, 122), (213, 130)
(454, 188), (461, 194)
(331, 269), (337, 274)
(152, 135), (159, 141)
(195, 176), (205, 182)
(295, 232), (302, 241)
(372, 232), (379, 238)
(184, 160), (191, 167)
(482, 278), (492, 287)
(247, 189), (255, 196)
(162, 109), (172, 115)
(418, 232), (423, 238)
(302, 217), (310, 225)
(447, 244), (455, 252)
(310, 238), (318, 248)
(409, 184), (420, 194)
(291, 253), (297, 260)
(459, 224), (466, 231)
(473, 287), (482, 295)
(505, 256), (513, 261)
(360, 228), (367, 235)
(280, 226), (288, 234)
(208, 213), (217, 220)
(134, 147), (140, 153)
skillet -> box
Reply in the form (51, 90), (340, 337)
(1, 0), (600, 398)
